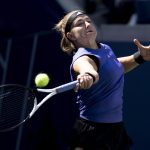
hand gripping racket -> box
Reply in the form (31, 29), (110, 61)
(0, 80), (78, 132)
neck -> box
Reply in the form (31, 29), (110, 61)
(76, 40), (98, 50)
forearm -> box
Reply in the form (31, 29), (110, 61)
(118, 51), (144, 73)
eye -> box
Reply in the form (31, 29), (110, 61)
(86, 19), (92, 23)
(76, 21), (84, 26)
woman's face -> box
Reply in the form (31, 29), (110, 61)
(67, 15), (97, 45)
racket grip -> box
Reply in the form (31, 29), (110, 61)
(56, 80), (78, 93)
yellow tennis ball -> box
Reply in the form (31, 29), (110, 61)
(35, 73), (50, 87)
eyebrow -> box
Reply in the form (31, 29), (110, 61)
(73, 16), (91, 24)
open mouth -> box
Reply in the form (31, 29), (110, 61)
(86, 30), (93, 33)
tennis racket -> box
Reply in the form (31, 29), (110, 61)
(0, 80), (78, 132)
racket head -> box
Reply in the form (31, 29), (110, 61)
(0, 84), (36, 132)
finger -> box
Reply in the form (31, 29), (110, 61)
(77, 74), (93, 89)
(79, 77), (86, 89)
(77, 75), (84, 89)
(85, 75), (93, 88)
(82, 76), (90, 88)
(133, 39), (144, 49)
(75, 78), (81, 92)
(80, 75), (93, 89)
(74, 82), (80, 92)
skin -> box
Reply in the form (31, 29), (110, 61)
(66, 14), (150, 91)
(118, 39), (150, 73)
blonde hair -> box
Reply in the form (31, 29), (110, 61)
(54, 10), (84, 54)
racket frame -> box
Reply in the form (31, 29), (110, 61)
(0, 80), (78, 132)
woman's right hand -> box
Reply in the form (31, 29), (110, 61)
(75, 73), (94, 92)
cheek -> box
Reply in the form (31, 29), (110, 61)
(94, 30), (97, 37)
(73, 30), (84, 39)
(91, 27), (97, 38)
(93, 26), (97, 34)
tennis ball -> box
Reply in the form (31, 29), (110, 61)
(35, 73), (50, 87)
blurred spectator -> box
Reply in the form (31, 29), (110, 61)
(57, 0), (150, 24)
(83, 0), (150, 24)
(134, 0), (150, 24)
(101, 0), (135, 24)
(82, 0), (135, 24)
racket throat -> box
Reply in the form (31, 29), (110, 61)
(29, 92), (56, 118)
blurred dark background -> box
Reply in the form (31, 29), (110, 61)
(0, 0), (150, 150)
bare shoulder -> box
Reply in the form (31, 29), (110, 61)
(74, 55), (94, 63)
(73, 55), (98, 72)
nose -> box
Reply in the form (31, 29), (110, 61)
(85, 21), (90, 28)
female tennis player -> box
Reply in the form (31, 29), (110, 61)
(55, 10), (150, 150)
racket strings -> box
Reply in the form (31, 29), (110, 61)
(0, 85), (35, 131)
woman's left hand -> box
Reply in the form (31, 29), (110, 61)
(134, 39), (150, 61)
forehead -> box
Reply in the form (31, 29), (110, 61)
(73, 14), (91, 24)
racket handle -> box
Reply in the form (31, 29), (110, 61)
(55, 80), (78, 93)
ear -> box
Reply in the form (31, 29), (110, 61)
(66, 32), (76, 41)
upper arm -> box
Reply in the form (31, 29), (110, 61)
(73, 55), (98, 74)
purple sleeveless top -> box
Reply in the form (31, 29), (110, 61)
(70, 43), (124, 123)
